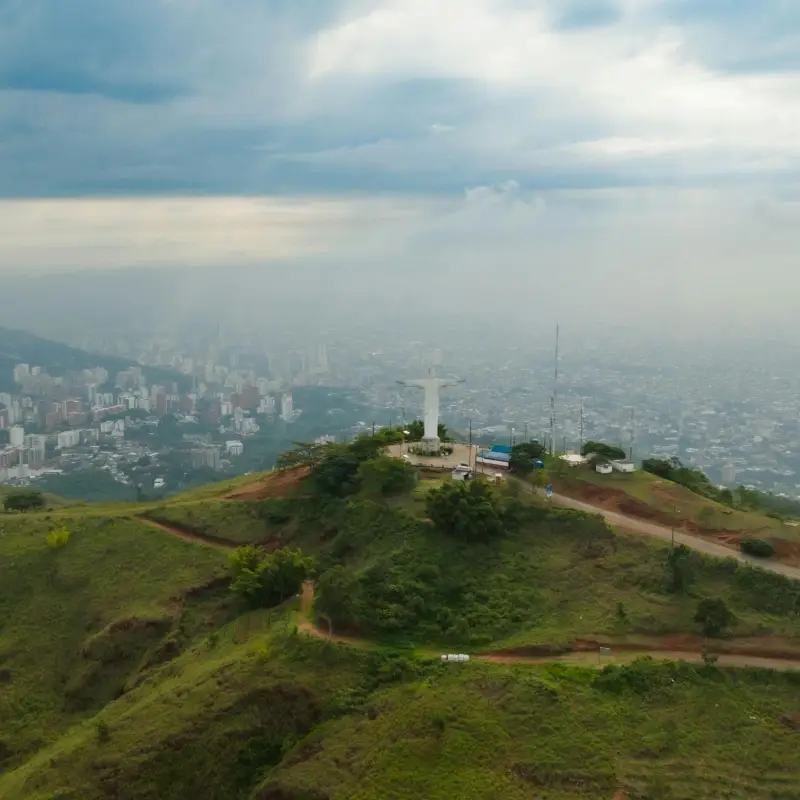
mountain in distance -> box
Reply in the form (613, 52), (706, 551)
(0, 325), (189, 392)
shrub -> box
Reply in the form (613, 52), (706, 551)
(45, 526), (71, 549)
(694, 597), (733, 637)
(229, 546), (315, 609)
(740, 538), (775, 558)
(357, 456), (417, 496)
(426, 479), (505, 541)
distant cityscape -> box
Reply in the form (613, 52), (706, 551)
(1, 326), (799, 500)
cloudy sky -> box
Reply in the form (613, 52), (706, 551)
(1, 0), (799, 335)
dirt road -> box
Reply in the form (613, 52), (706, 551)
(550, 491), (800, 581)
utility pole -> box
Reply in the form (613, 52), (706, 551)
(524, 422), (528, 442)
(550, 321), (559, 456)
(372, 421), (375, 437)
(579, 400), (585, 455)
(629, 406), (635, 462)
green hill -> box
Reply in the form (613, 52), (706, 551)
(1, 439), (799, 799)
(0, 325), (188, 392)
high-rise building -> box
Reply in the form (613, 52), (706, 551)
(9, 426), (25, 447)
(281, 393), (293, 422)
(721, 463), (737, 485)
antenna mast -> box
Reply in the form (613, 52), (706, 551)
(629, 406), (635, 461)
(579, 399), (584, 454)
(550, 322), (559, 455)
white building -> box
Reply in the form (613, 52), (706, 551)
(611, 460), (637, 473)
(13, 364), (30, 383)
(226, 440), (244, 456)
(9, 426), (25, 447)
(596, 463), (613, 475)
(722, 463), (737, 485)
(56, 430), (81, 449)
(281, 393), (294, 422)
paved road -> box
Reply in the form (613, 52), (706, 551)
(549, 492), (800, 581)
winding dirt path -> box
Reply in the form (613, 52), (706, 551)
(138, 516), (800, 671)
(297, 582), (800, 671)
(138, 516), (237, 550)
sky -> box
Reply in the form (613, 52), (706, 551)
(1, 0), (799, 337)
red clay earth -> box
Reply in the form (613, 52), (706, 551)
(223, 466), (309, 501)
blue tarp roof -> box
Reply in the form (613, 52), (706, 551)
(490, 445), (512, 454)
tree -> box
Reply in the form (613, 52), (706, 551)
(229, 545), (314, 609)
(309, 448), (361, 497)
(358, 456), (417, 496)
(581, 441), (626, 461)
(642, 458), (674, 480)
(426, 479), (505, 541)
(157, 413), (181, 443)
(347, 435), (386, 463)
(508, 442), (546, 475)
(3, 490), (45, 513)
(275, 442), (326, 471)
(314, 565), (360, 635)
(694, 598), (733, 637)
(666, 544), (694, 593)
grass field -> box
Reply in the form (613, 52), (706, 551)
(145, 500), (278, 546)
(554, 468), (800, 566)
(2, 464), (800, 799)
(0, 511), (228, 765)
(2, 619), (798, 800)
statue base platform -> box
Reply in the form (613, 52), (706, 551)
(416, 436), (442, 455)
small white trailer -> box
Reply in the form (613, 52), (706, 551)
(440, 654), (470, 663)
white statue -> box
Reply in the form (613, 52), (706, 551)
(397, 368), (465, 454)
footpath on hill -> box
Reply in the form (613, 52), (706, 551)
(138, 506), (800, 672)
(549, 491), (800, 581)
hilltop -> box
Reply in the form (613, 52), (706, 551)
(0, 437), (798, 799)
(553, 461), (800, 567)
(0, 325), (187, 392)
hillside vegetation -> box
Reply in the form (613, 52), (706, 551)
(1, 436), (799, 799)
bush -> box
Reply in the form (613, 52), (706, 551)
(694, 597), (733, 637)
(426, 479), (505, 541)
(229, 546), (315, 609)
(740, 538), (775, 558)
(357, 456), (417, 496)
(45, 526), (70, 549)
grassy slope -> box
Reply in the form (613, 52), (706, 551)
(1, 474), (800, 799)
(559, 468), (788, 536)
(302, 487), (800, 649)
(3, 620), (798, 800)
(0, 484), (75, 509)
(0, 511), (228, 765)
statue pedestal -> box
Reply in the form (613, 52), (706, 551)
(417, 436), (441, 455)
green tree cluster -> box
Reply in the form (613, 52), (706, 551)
(3, 490), (45, 512)
(581, 441), (626, 461)
(694, 597), (733, 637)
(358, 456), (417, 496)
(228, 545), (315, 609)
(426, 479), (506, 541)
(508, 442), (546, 475)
